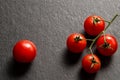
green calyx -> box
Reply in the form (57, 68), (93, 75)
(93, 17), (100, 24)
(90, 57), (98, 69)
(91, 57), (97, 63)
(102, 42), (110, 48)
(74, 36), (82, 42)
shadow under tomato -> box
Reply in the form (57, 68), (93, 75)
(81, 31), (96, 48)
(81, 31), (96, 39)
(78, 68), (97, 80)
(94, 49), (112, 69)
(7, 58), (32, 77)
(63, 48), (82, 66)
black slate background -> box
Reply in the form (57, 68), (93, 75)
(0, 0), (120, 80)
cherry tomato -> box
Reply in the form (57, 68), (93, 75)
(96, 34), (118, 56)
(82, 54), (101, 74)
(13, 40), (37, 63)
(66, 33), (87, 53)
(84, 15), (105, 36)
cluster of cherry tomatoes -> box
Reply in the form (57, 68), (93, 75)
(66, 15), (118, 73)
(12, 14), (118, 74)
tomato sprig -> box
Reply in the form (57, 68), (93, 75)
(66, 14), (118, 74)
(83, 14), (118, 73)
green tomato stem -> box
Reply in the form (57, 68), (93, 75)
(104, 20), (110, 23)
(86, 39), (94, 41)
(102, 31), (107, 43)
(105, 14), (118, 31)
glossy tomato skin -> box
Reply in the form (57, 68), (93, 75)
(66, 33), (87, 53)
(96, 34), (118, 56)
(13, 40), (37, 63)
(82, 54), (101, 74)
(84, 15), (105, 36)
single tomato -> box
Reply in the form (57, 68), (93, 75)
(96, 34), (118, 56)
(13, 40), (37, 63)
(84, 15), (105, 36)
(82, 54), (101, 74)
(66, 33), (87, 53)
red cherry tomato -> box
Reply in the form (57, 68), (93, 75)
(66, 33), (87, 53)
(82, 54), (101, 74)
(13, 40), (37, 63)
(84, 15), (105, 36)
(96, 34), (118, 56)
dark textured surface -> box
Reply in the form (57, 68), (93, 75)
(0, 0), (120, 80)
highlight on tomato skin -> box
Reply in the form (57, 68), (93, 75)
(66, 33), (87, 53)
(82, 54), (101, 74)
(96, 34), (118, 56)
(84, 15), (105, 36)
(13, 40), (37, 63)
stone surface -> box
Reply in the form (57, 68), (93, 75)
(0, 0), (120, 80)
